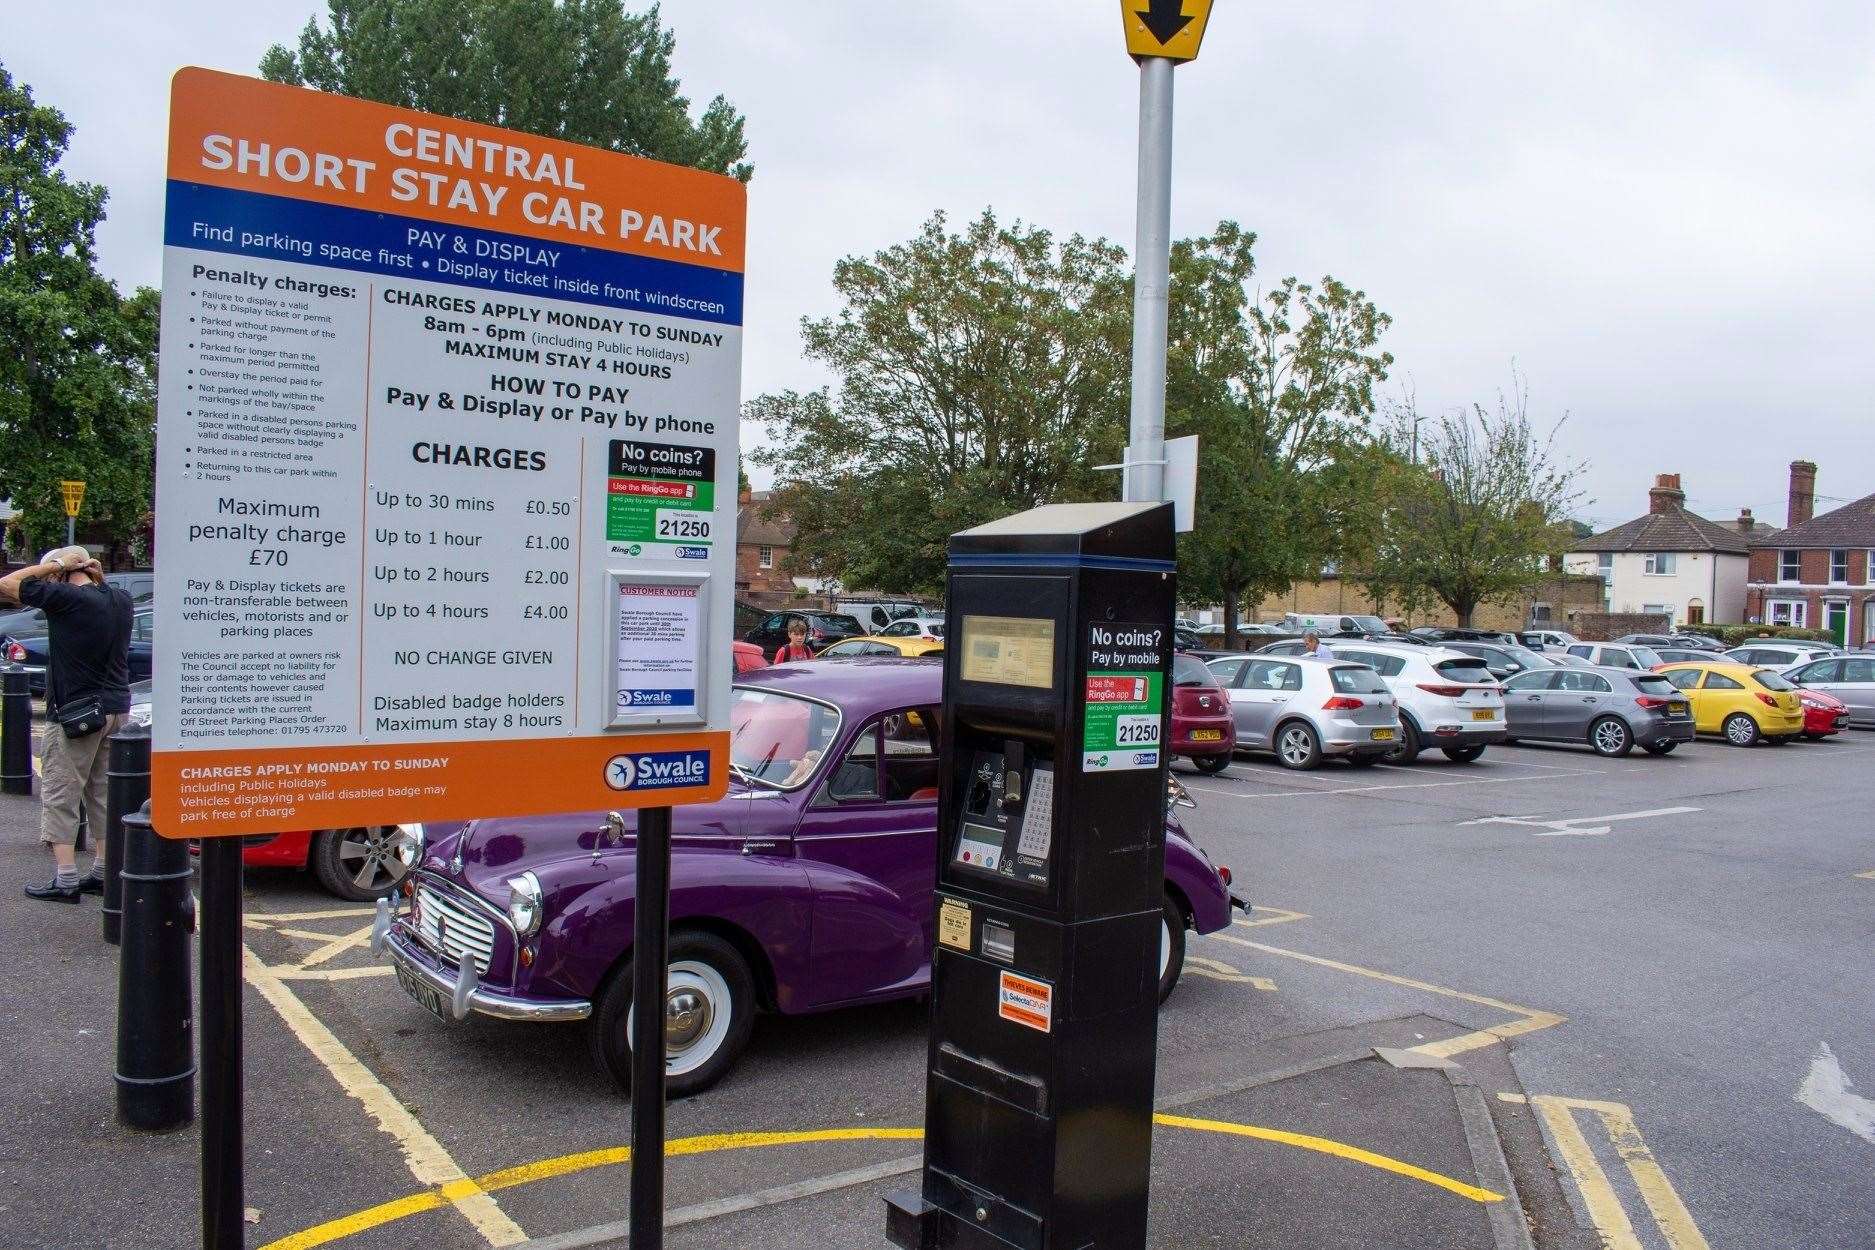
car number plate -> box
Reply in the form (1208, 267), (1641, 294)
(1470, 709), (1495, 722)
(395, 962), (452, 1023)
(1668, 702), (1688, 717)
(1190, 729), (1223, 742)
(1370, 728), (1396, 741)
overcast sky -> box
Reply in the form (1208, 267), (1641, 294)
(11, 1), (1874, 530)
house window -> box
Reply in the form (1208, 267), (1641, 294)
(1768, 600), (1806, 628)
(758, 545), (774, 569)
(1780, 550), (1800, 582)
(1596, 553), (1613, 581)
(1830, 549), (1848, 583)
(1531, 602), (1552, 623)
(1644, 553), (1676, 575)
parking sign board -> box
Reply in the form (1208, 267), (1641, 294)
(151, 69), (743, 836)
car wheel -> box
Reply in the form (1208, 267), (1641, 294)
(1722, 713), (1760, 747)
(1345, 753), (1384, 768)
(1273, 721), (1323, 770)
(310, 826), (417, 901)
(1158, 893), (1187, 1004)
(1588, 716), (1633, 758)
(1190, 754), (1230, 775)
(1441, 745), (1487, 763)
(1643, 742), (1677, 756)
(589, 931), (756, 1099)
(1386, 717), (1423, 764)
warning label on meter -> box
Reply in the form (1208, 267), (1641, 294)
(607, 438), (717, 558)
(998, 971), (1053, 1033)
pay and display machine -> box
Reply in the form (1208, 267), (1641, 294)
(886, 501), (1176, 1250)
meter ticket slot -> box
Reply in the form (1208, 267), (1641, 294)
(149, 69), (744, 836)
(887, 502), (1175, 1250)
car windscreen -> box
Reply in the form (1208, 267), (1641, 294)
(1173, 654), (1219, 687)
(1750, 670), (1795, 692)
(729, 689), (843, 788)
(818, 614), (863, 634)
(1433, 659), (1496, 685)
(1347, 616), (1389, 635)
(1628, 646), (1664, 668)
(1632, 675), (1678, 696)
(927, 623), (945, 638)
(1329, 666), (1388, 694)
(1502, 645), (1548, 668)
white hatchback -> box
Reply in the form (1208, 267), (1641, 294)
(1264, 639), (1505, 763)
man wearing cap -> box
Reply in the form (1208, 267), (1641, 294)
(0, 547), (134, 902)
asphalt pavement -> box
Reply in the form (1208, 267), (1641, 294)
(1, 710), (1870, 1247)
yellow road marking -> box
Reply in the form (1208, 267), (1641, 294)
(263, 1110), (1501, 1249)
(1205, 935), (1564, 1059)
(273, 965), (395, 982)
(243, 947), (527, 1248)
(1183, 955), (1276, 991)
(1155, 1113), (1502, 1204)
(1855, 869), (1875, 880)
(250, 906), (379, 923)
(297, 923), (375, 969)
(1234, 905), (1310, 928)
(1502, 1093), (1709, 1250)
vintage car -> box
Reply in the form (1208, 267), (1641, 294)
(375, 659), (1243, 1096)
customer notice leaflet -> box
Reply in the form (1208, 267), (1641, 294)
(150, 69), (743, 837)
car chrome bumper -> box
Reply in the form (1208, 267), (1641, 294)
(381, 922), (591, 1023)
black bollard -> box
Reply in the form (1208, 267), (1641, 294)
(1, 665), (31, 796)
(116, 805), (195, 1131)
(103, 724), (152, 945)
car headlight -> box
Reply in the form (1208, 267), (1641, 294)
(506, 870), (543, 937)
(396, 822), (424, 865)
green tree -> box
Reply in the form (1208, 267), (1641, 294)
(750, 210), (1133, 594)
(1169, 232), (1395, 648)
(0, 64), (158, 559)
(1365, 378), (1585, 625)
(261, 0), (752, 180)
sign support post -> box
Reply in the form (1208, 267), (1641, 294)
(630, 804), (674, 1248)
(199, 836), (244, 1249)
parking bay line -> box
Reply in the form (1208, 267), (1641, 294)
(1500, 1093), (1709, 1250)
(1188, 768), (1600, 802)
(1203, 934), (1564, 1060)
(243, 947), (529, 1249)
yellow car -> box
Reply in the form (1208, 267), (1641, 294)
(817, 635), (944, 659)
(1656, 661), (1804, 746)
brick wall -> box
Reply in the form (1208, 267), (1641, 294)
(1251, 573), (1603, 632)
(1570, 611), (1672, 642)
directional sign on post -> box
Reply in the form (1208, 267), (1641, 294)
(60, 480), (85, 517)
(150, 69), (744, 838)
(1120, 0), (1215, 62)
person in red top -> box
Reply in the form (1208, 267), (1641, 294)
(772, 618), (814, 664)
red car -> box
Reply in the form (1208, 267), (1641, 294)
(1170, 652), (1236, 774)
(1795, 685), (1850, 739)
(732, 640), (769, 673)
(241, 826), (419, 901)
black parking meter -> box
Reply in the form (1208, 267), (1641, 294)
(886, 501), (1176, 1250)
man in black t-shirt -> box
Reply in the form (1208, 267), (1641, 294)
(0, 547), (134, 903)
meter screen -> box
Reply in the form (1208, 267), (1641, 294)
(956, 822), (1008, 872)
(960, 615), (1055, 689)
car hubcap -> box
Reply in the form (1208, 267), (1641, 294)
(1160, 918), (1172, 981)
(337, 825), (414, 892)
(1280, 730), (1309, 764)
(665, 987), (712, 1051)
(629, 960), (733, 1075)
(1728, 719), (1752, 743)
(1596, 723), (1624, 752)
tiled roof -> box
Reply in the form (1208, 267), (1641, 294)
(1749, 491), (1875, 549)
(1569, 505), (1750, 555)
(737, 492), (795, 547)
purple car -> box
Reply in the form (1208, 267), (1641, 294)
(375, 659), (1241, 1096)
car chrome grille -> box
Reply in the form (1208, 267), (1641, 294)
(414, 882), (497, 975)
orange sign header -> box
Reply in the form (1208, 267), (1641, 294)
(167, 67), (745, 272)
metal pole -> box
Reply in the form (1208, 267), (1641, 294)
(630, 804), (673, 1250)
(1125, 55), (1176, 505)
(103, 723), (152, 945)
(1, 665), (31, 796)
(200, 837), (245, 1249)
(115, 804), (194, 1131)
(67, 515), (75, 548)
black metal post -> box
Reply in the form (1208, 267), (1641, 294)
(102, 725), (151, 945)
(630, 804), (673, 1250)
(199, 837), (245, 1250)
(116, 805), (194, 1130)
(1, 665), (31, 796)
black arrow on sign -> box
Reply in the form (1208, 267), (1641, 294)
(1137, 0), (1194, 46)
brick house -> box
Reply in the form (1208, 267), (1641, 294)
(1562, 473), (1752, 626)
(735, 488), (796, 596)
(1745, 460), (1875, 646)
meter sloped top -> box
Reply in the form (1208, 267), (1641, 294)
(950, 501), (1174, 567)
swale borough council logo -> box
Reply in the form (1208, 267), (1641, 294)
(604, 754), (636, 791)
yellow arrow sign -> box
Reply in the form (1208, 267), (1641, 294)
(1121, 0), (1214, 62)
(59, 480), (86, 518)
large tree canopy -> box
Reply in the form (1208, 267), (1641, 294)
(0, 63), (157, 558)
(261, 0), (752, 180)
(751, 210), (1134, 594)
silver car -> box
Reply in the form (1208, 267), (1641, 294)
(1207, 655), (1401, 770)
(1563, 642), (1665, 671)
(1782, 654), (1875, 728)
(1502, 665), (1696, 756)
(1725, 641), (1840, 669)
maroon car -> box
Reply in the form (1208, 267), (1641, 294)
(376, 659), (1241, 1095)
(1170, 653), (1236, 773)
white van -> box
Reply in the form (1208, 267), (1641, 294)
(1281, 612), (1390, 637)
(837, 598), (926, 633)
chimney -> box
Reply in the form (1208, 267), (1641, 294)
(738, 483), (754, 507)
(1787, 460), (1816, 528)
(1734, 507), (1756, 534)
(1647, 473), (1685, 515)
